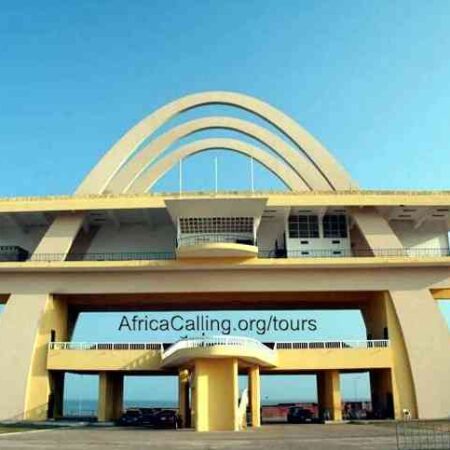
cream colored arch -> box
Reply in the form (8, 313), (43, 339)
(77, 91), (356, 194)
(127, 138), (308, 193)
(106, 116), (330, 193)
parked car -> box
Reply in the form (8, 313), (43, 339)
(287, 407), (317, 424)
(117, 408), (144, 426)
(117, 408), (180, 429)
(151, 410), (181, 429)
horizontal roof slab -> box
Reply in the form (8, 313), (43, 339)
(0, 191), (449, 214)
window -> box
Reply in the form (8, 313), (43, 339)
(288, 215), (319, 238)
(179, 217), (253, 234)
(323, 215), (348, 238)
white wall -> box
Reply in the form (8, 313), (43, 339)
(390, 220), (449, 253)
(0, 226), (48, 254)
(87, 223), (176, 254)
(257, 216), (286, 253)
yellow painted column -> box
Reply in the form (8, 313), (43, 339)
(0, 293), (69, 420)
(317, 370), (342, 421)
(193, 358), (239, 432)
(178, 369), (190, 428)
(98, 372), (123, 422)
(248, 366), (261, 427)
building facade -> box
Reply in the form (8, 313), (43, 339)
(0, 92), (449, 431)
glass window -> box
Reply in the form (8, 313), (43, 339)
(323, 215), (348, 238)
(288, 215), (319, 238)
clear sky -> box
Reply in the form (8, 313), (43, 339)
(0, 0), (449, 407)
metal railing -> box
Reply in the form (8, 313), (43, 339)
(274, 339), (390, 350)
(29, 251), (176, 262)
(177, 233), (255, 247)
(49, 342), (164, 351)
(162, 336), (276, 361)
(259, 248), (450, 259)
(0, 247), (448, 263)
(396, 419), (450, 450)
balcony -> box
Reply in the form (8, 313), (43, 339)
(161, 336), (278, 368)
(47, 339), (391, 372)
(176, 233), (258, 258)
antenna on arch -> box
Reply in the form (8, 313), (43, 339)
(214, 155), (218, 193)
(178, 158), (183, 195)
(250, 157), (255, 192)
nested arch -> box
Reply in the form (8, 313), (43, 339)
(106, 116), (330, 193)
(126, 138), (308, 193)
(77, 91), (356, 194)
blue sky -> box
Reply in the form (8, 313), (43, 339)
(0, 0), (449, 405)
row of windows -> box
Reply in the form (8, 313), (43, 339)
(179, 217), (254, 234)
(288, 215), (348, 239)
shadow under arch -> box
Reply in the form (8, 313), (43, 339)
(77, 91), (356, 194)
(126, 138), (307, 193)
(106, 116), (329, 193)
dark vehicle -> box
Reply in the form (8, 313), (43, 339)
(117, 408), (144, 426)
(151, 410), (181, 429)
(117, 408), (180, 429)
(117, 408), (160, 426)
(287, 407), (315, 424)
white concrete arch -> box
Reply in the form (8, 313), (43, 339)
(106, 116), (330, 193)
(77, 91), (357, 194)
(126, 138), (308, 193)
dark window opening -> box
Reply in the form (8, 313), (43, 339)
(323, 215), (348, 238)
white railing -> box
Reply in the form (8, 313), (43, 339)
(273, 339), (390, 350)
(162, 336), (276, 361)
(48, 342), (164, 351)
(48, 339), (390, 353)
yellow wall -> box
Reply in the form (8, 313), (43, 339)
(48, 348), (163, 371)
(0, 293), (68, 420)
(275, 347), (392, 371)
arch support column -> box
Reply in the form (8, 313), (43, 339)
(387, 290), (450, 419)
(0, 293), (68, 420)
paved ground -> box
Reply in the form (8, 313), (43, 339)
(0, 424), (398, 450)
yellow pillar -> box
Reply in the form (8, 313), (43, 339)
(193, 358), (239, 432)
(317, 370), (342, 421)
(178, 369), (190, 428)
(248, 366), (261, 427)
(98, 372), (123, 422)
(0, 293), (69, 420)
